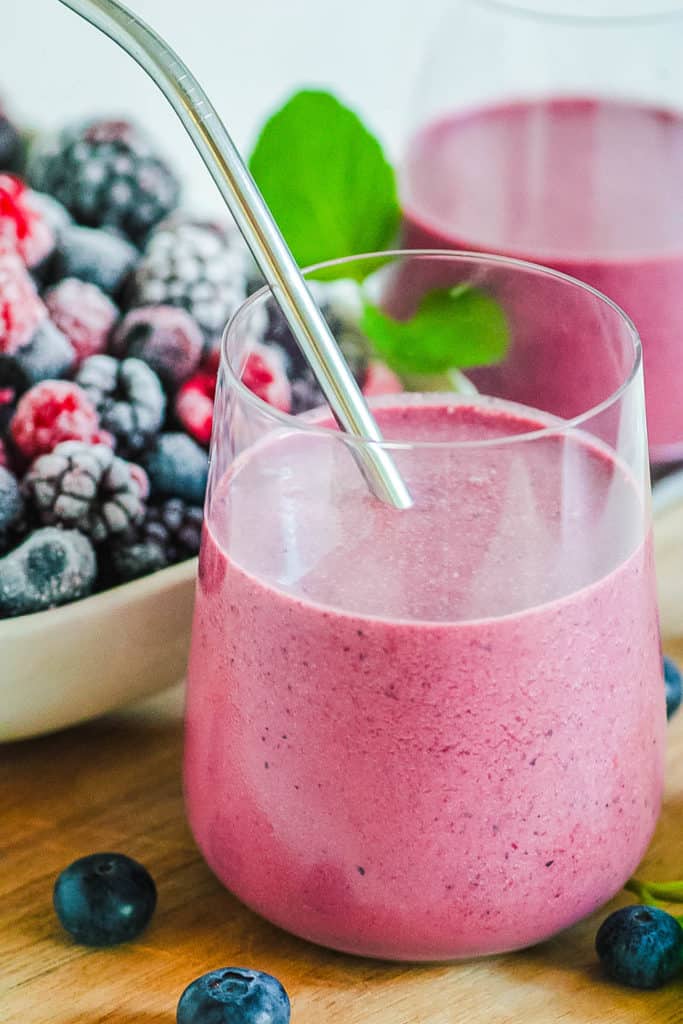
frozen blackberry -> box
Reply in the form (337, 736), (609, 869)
(127, 219), (248, 342)
(51, 224), (137, 297)
(0, 107), (22, 172)
(109, 497), (202, 581)
(0, 320), (75, 394)
(0, 527), (97, 618)
(75, 355), (165, 455)
(23, 441), (148, 543)
(28, 118), (180, 245)
(111, 305), (203, 389)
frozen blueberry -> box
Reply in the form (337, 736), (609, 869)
(596, 904), (683, 989)
(0, 466), (23, 548)
(143, 432), (208, 505)
(0, 320), (75, 394)
(53, 852), (157, 947)
(51, 224), (137, 297)
(0, 527), (96, 617)
(664, 656), (682, 720)
(176, 967), (290, 1024)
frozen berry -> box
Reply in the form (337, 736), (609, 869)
(143, 432), (208, 505)
(175, 371), (215, 446)
(10, 380), (106, 459)
(26, 189), (72, 240)
(176, 967), (290, 1024)
(0, 174), (55, 269)
(242, 342), (291, 412)
(664, 656), (682, 720)
(110, 497), (202, 581)
(51, 224), (137, 296)
(44, 278), (118, 364)
(29, 118), (180, 245)
(24, 441), (148, 542)
(363, 360), (403, 397)
(111, 305), (203, 389)
(0, 107), (22, 172)
(53, 852), (156, 947)
(75, 355), (165, 454)
(0, 466), (23, 549)
(127, 219), (248, 341)
(0, 527), (96, 617)
(0, 320), (75, 394)
(0, 249), (47, 354)
(596, 905), (683, 989)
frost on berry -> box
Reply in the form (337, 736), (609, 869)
(10, 380), (109, 459)
(0, 250), (47, 354)
(44, 278), (118, 364)
(0, 174), (55, 268)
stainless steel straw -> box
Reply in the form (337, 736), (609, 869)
(57, 0), (413, 510)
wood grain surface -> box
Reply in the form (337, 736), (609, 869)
(3, 651), (683, 1024)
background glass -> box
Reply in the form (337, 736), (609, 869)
(184, 251), (663, 961)
(401, 1), (683, 464)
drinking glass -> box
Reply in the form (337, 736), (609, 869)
(401, 0), (683, 464)
(184, 250), (663, 961)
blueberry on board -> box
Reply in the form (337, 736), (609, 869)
(177, 967), (291, 1024)
(595, 904), (683, 989)
(143, 432), (208, 505)
(664, 656), (682, 720)
(53, 852), (157, 947)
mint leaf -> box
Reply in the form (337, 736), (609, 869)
(361, 285), (509, 377)
(249, 90), (400, 280)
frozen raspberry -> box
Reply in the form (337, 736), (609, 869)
(0, 249), (47, 354)
(0, 527), (97, 618)
(10, 380), (109, 460)
(175, 371), (215, 446)
(109, 497), (202, 582)
(28, 118), (180, 245)
(75, 355), (165, 455)
(51, 224), (137, 297)
(44, 278), (118, 364)
(362, 360), (403, 397)
(242, 341), (291, 412)
(126, 219), (248, 341)
(111, 305), (203, 389)
(23, 441), (148, 542)
(0, 174), (55, 268)
(143, 433), (208, 505)
(0, 320), (75, 394)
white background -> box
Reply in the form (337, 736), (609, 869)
(4, 1), (681, 214)
(3, 0), (449, 212)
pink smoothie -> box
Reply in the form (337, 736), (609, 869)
(402, 98), (683, 462)
(184, 399), (664, 961)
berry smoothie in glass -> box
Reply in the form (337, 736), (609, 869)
(402, 1), (683, 464)
(184, 251), (664, 961)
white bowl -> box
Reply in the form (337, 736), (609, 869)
(0, 558), (196, 742)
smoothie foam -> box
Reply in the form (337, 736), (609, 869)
(184, 399), (664, 960)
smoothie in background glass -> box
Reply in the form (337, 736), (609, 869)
(401, 1), (683, 463)
(184, 252), (664, 961)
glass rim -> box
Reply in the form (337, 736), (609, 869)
(467, 0), (683, 25)
(222, 249), (642, 452)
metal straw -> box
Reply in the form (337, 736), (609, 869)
(57, 0), (413, 510)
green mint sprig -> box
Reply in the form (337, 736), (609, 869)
(250, 89), (508, 379)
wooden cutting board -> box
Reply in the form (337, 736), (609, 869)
(3, 643), (683, 1024)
